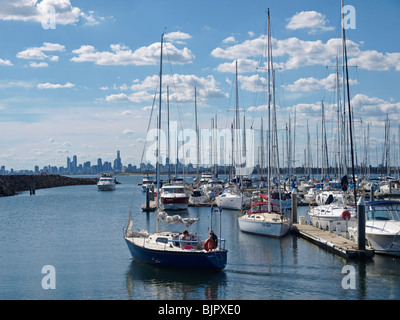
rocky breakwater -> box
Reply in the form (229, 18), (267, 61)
(0, 174), (99, 197)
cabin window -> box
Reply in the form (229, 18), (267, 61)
(155, 237), (168, 244)
(367, 205), (400, 221)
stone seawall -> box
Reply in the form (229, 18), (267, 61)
(0, 175), (99, 197)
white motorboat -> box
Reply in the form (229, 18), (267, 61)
(377, 180), (400, 195)
(189, 189), (209, 206)
(199, 172), (213, 184)
(307, 191), (357, 232)
(97, 172), (116, 191)
(215, 185), (243, 210)
(160, 184), (189, 211)
(238, 200), (291, 238)
(349, 200), (400, 256)
(141, 175), (155, 192)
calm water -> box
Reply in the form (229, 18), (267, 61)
(1, 175), (400, 300)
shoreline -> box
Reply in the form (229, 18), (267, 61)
(0, 174), (99, 197)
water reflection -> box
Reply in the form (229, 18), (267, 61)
(125, 260), (228, 300)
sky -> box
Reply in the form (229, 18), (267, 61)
(0, 0), (399, 171)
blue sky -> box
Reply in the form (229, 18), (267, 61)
(0, 0), (399, 171)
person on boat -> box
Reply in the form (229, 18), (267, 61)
(209, 230), (218, 248)
(179, 230), (189, 248)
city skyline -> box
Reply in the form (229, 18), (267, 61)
(0, 1), (399, 170)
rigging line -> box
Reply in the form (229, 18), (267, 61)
(139, 83), (160, 166)
(164, 40), (187, 134)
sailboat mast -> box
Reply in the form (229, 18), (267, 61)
(267, 8), (272, 211)
(341, 0), (357, 204)
(195, 87), (199, 183)
(167, 86), (171, 182)
(156, 33), (164, 233)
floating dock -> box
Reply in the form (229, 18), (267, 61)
(290, 222), (375, 259)
(141, 200), (157, 212)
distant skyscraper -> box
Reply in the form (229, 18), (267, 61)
(114, 150), (122, 172)
(72, 155), (77, 173)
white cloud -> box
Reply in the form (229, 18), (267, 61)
(37, 82), (75, 89)
(287, 94), (400, 126)
(211, 36), (265, 60)
(71, 42), (195, 66)
(0, 58), (13, 66)
(283, 74), (358, 92)
(30, 62), (48, 68)
(238, 74), (267, 93)
(247, 104), (268, 112)
(122, 129), (135, 135)
(286, 11), (334, 34)
(0, 0), (102, 26)
(164, 32), (192, 44)
(211, 34), (400, 72)
(351, 94), (400, 121)
(106, 74), (227, 104)
(105, 93), (130, 103)
(214, 59), (259, 73)
(0, 80), (35, 88)
(222, 36), (237, 44)
(17, 42), (65, 67)
(348, 50), (400, 71)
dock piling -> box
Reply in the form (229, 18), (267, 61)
(357, 196), (366, 251)
(291, 188), (297, 224)
(146, 186), (150, 210)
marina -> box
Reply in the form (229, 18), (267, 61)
(0, 0), (400, 305)
(2, 174), (400, 300)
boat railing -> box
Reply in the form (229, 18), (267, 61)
(166, 238), (226, 250)
(218, 238), (226, 250)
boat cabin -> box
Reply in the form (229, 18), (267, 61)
(366, 201), (400, 221)
(162, 185), (186, 194)
(250, 202), (280, 214)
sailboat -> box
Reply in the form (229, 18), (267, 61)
(215, 61), (244, 211)
(124, 34), (227, 270)
(238, 9), (291, 238)
(307, 0), (359, 233)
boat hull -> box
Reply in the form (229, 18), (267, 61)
(97, 184), (116, 191)
(308, 214), (356, 232)
(307, 205), (357, 232)
(238, 217), (290, 238)
(365, 220), (400, 256)
(215, 194), (243, 210)
(366, 233), (400, 256)
(125, 238), (227, 270)
(161, 195), (189, 210)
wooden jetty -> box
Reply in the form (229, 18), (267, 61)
(142, 200), (157, 212)
(291, 222), (374, 259)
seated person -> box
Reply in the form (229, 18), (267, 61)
(179, 230), (189, 248)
